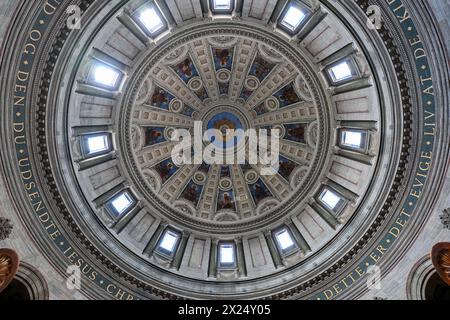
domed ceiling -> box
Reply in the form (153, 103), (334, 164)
(127, 35), (323, 227)
(0, 0), (448, 300)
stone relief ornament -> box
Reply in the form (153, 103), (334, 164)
(135, 78), (153, 106)
(244, 170), (259, 185)
(244, 76), (260, 91)
(131, 125), (142, 151)
(208, 36), (238, 48)
(295, 75), (313, 102)
(174, 201), (196, 217)
(163, 45), (189, 65)
(188, 77), (203, 91)
(0, 217), (13, 241)
(214, 211), (239, 222)
(256, 199), (279, 215)
(219, 177), (233, 191)
(164, 127), (176, 141)
(216, 69), (231, 83)
(169, 98), (184, 113)
(100, 209), (116, 228)
(307, 121), (319, 148)
(265, 96), (279, 112)
(291, 166), (309, 189)
(143, 169), (162, 192)
(258, 43), (283, 63)
(193, 171), (207, 185)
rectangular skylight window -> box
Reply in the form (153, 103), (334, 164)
(110, 192), (134, 216)
(281, 3), (306, 32)
(219, 243), (236, 266)
(320, 189), (342, 210)
(214, 0), (232, 10)
(86, 135), (109, 154)
(342, 131), (363, 148)
(137, 6), (165, 35)
(81, 133), (112, 157)
(91, 64), (120, 88)
(275, 229), (295, 251)
(339, 129), (368, 152)
(159, 230), (180, 254)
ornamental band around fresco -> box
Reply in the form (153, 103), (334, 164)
(0, 0), (448, 303)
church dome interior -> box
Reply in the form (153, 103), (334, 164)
(0, 0), (449, 302)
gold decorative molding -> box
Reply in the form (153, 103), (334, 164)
(431, 243), (450, 286)
(0, 248), (19, 293)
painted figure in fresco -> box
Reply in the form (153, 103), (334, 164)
(177, 59), (193, 78)
(145, 128), (164, 146)
(155, 160), (177, 183)
(159, 162), (173, 178)
(240, 88), (253, 100)
(195, 86), (208, 100)
(220, 166), (230, 178)
(251, 56), (275, 81)
(218, 192), (234, 210)
(279, 85), (299, 105)
(182, 182), (201, 205)
(181, 105), (194, 117)
(219, 82), (229, 95)
(254, 103), (268, 116)
(249, 180), (271, 205)
(151, 88), (169, 108)
(199, 162), (210, 173)
(216, 49), (230, 68)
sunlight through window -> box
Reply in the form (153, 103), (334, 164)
(91, 64), (120, 88)
(214, 0), (231, 10)
(320, 189), (342, 210)
(86, 134), (109, 155)
(137, 6), (165, 35)
(281, 4), (306, 31)
(110, 192), (134, 216)
(342, 131), (363, 148)
(329, 61), (353, 82)
(275, 229), (295, 251)
(219, 243), (235, 265)
(159, 230), (180, 253)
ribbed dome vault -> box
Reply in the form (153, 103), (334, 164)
(0, 0), (448, 300)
